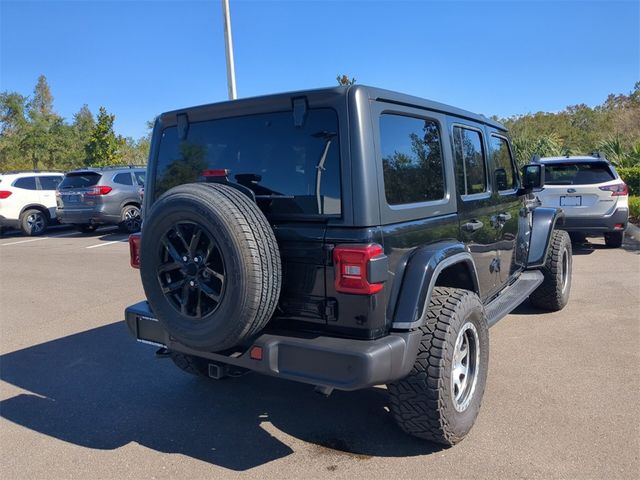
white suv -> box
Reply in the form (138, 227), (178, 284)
(536, 155), (629, 247)
(0, 171), (64, 236)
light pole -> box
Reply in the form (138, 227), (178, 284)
(221, 0), (237, 100)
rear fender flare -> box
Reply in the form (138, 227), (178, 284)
(390, 242), (479, 330)
(527, 207), (564, 267)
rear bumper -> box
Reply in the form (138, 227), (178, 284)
(56, 208), (119, 226)
(561, 208), (628, 233)
(125, 301), (421, 391)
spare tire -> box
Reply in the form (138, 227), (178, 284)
(140, 182), (281, 352)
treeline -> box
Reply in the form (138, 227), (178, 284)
(501, 82), (640, 168)
(0, 75), (150, 172)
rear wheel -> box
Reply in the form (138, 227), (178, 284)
(20, 209), (48, 236)
(388, 287), (489, 445)
(604, 231), (623, 248)
(529, 229), (572, 311)
(119, 205), (141, 233)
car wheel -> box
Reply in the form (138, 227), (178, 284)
(529, 229), (572, 311)
(20, 209), (48, 236)
(75, 224), (97, 233)
(603, 231), (623, 248)
(119, 205), (142, 233)
(387, 287), (489, 446)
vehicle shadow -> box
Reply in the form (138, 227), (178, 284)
(0, 322), (440, 471)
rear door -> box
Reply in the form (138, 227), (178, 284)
(450, 121), (499, 300)
(37, 175), (63, 219)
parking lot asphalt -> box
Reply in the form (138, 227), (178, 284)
(1, 228), (639, 479)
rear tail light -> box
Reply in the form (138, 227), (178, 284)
(0, 190), (12, 199)
(202, 169), (230, 178)
(129, 233), (141, 268)
(333, 244), (386, 295)
(599, 182), (628, 196)
(86, 185), (113, 196)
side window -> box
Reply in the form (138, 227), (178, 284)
(39, 176), (63, 191)
(13, 176), (38, 190)
(489, 135), (516, 191)
(453, 126), (487, 196)
(113, 173), (133, 186)
(380, 114), (445, 205)
(134, 171), (145, 186)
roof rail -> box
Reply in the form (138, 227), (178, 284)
(67, 164), (147, 172)
(0, 169), (65, 175)
(590, 151), (609, 162)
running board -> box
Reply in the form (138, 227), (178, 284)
(485, 270), (544, 327)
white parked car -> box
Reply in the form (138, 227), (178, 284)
(0, 171), (64, 236)
(536, 155), (629, 247)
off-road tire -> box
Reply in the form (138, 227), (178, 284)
(603, 231), (623, 248)
(170, 352), (210, 377)
(20, 209), (48, 236)
(140, 182), (281, 352)
(529, 229), (572, 311)
(387, 287), (489, 446)
(75, 224), (97, 234)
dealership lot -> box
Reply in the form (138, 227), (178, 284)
(0, 231), (638, 479)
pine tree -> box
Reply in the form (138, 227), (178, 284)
(84, 106), (123, 166)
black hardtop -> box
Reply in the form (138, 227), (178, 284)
(157, 84), (507, 131)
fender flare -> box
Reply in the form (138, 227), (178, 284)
(390, 241), (480, 330)
(20, 203), (52, 220)
(527, 207), (564, 267)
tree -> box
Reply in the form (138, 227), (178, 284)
(29, 75), (54, 120)
(84, 106), (123, 166)
(336, 74), (356, 86)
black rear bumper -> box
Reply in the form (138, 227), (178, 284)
(561, 208), (628, 233)
(125, 301), (421, 391)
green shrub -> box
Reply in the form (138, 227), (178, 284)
(629, 196), (640, 224)
(618, 166), (640, 196)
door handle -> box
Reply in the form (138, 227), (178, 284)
(497, 212), (512, 222)
(462, 220), (484, 232)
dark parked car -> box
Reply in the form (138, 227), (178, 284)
(125, 85), (572, 445)
(56, 166), (145, 233)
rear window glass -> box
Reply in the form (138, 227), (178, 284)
(59, 172), (101, 189)
(544, 162), (615, 185)
(154, 109), (341, 216)
(39, 175), (63, 190)
(13, 176), (37, 190)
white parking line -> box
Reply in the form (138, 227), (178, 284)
(0, 231), (81, 246)
(85, 240), (127, 249)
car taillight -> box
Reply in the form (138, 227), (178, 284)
(599, 182), (628, 196)
(0, 190), (12, 199)
(129, 233), (141, 268)
(86, 185), (113, 196)
(333, 244), (386, 295)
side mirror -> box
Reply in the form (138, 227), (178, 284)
(521, 164), (545, 191)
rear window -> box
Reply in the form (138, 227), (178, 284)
(59, 172), (101, 189)
(544, 162), (615, 185)
(154, 109), (341, 217)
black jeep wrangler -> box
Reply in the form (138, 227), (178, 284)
(126, 85), (572, 445)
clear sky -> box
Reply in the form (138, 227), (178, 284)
(1, 0), (638, 139)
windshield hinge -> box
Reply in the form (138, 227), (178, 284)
(292, 97), (307, 127)
(177, 113), (189, 140)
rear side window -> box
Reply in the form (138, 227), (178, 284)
(453, 127), (487, 196)
(379, 114), (445, 205)
(154, 109), (341, 217)
(134, 171), (145, 186)
(113, 173), (134, 185)
(489, 135), (516, 191)
(39, 176), (63, 191)
(59, 172), (101, 189)
(13, 176), (37, 190)
(544, 162), (615, 185)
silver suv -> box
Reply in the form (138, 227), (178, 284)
(56, 166), (145, 233)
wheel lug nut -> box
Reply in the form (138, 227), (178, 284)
(194, 257), (199, 263)
(182, 256), (188, 262)
(189, 280), (195, 287)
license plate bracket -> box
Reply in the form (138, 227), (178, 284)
(560, 195), (582, 207)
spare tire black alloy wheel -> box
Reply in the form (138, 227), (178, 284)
(158, 221), (225, 318)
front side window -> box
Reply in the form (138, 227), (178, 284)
(380, 114), (445, 205)
(113, 173), (134, 185)
(39, 176), (63, 190)
(453, 127), (487, 196)
(154, 109), (341, 216)
(489, 135), (516, 191)
(13, 177), (37, 190)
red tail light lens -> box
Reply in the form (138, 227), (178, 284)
(333, 244), (385, 295)
(202, 169), (230, 178)
(129, 233), (141, 269)
(599, 182), (628, 196)
(86, 185), (113, 196)
(0, 190), (12, 199)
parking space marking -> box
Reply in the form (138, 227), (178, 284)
(86, 240), (127, 249)
(0, 231), (81, 246)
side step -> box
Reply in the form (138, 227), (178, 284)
(485, 270), (544, 327)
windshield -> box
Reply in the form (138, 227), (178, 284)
(59, 172), (101, 189)
(544, 162), (615, 185)
(154, 109), (341, 217)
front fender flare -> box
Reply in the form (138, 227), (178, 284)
(390, 242), (479, 330)
(527, 207), (564, 267)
